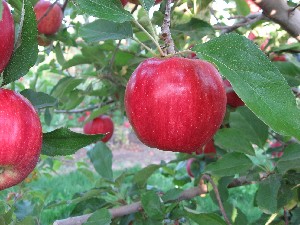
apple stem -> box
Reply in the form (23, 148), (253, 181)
(62, 0), (69, 12)
(37, 0), (60, 24)
(132, 19), (165, 57)
(161, 0), (175, 55)
(202, 174), (233, 225)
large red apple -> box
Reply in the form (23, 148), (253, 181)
(34, 0), (63, 35)
(83, 115), (114, 143)
(223, 80), (245, 108)
(125, 57), (227, 153)
(0, 0), (15, 73)
(0, 89), (43, 190)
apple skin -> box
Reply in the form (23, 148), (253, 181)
(0, 0), (15, 73)
(0, 89), (43, 190)
(270, 141), (283, 158)
(272, 55), (287, 62)
(83, 115), (114, 143)
(223, 80), (245, 108)
(125, 57), (227, 153)
(34, 0), (63, 35)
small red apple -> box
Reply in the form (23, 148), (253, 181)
(272, 55), (287, 62)
(83, 115), (114, 143)
(187, 44), (197, 59)
(196, 139), (216, 155)
(245, 0), (261, 13)
(223, 80), (245, 108)
(247, 32), (256, 41)
(34, 0), (63, 35)
(0, 89), (43, 190)
(120, 0), (128, 6)
(125, 57), (226, 153)
(0, 0), (15, 73)
(270, 141), (283, 158)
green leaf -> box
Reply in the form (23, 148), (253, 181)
(140, 0), (155, 11)
(193, 34), (300, 140)
(62, 55), (93, 70)
(54, 42), (66, 66)
(185, 211), (227, 225)
(277, 143), (300, 174)
(161, 188), (182, 202)
(3, 0), (38, 85)
(255, 174), (281, 214)
(51, 77), (84, 99)
(42, 128), (104, 156)
(0, 1), (3, 19)
(20, 89), (57, 109)
(83, 208), (112, 225)
(141, 191), (165, 220)
(205, 152), (253, 176)
(235, 0), (250, 16)
(133, 164), (161, 188)
(79, 19), (133, 43)
(87, 142), (113, 180)
(274, 62), (300, 86)
(215, 128), (255, 155)
(229, 107), (268, 148)
(172, 18), (215, 40)
(75, 0), (133, 23)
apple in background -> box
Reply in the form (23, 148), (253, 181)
(223, 79), (245, 108)
(0, 0), (15, 73)
(0, 89), (43, 190)
(83, 115), (114, 143)
(120, 0), (128, 6)
(247, 32), (256, 41)
(196, 139), (216, 155)
(125, 57), (226, 153)
(245, 0), (261, 13)
(187, 44), (197, 59)
(272, 55), (287, 62)
(270, 140), (283, 158)
(34, 0), (63, 35)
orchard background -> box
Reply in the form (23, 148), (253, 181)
(0, 0), (300, 224)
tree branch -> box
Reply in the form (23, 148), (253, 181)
(53, 176), (255, 225)
(202, 174), (232, 225)
(161, 0), (175, 54)
(253, 0), (300, 41)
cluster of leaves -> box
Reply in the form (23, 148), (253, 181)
(1, 0), (300, 224)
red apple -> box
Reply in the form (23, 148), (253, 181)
(186, 158), (196, 178)
(245, 0), (261, 13)
(120, 0), (128, 6)
(0, 89), (43, 190)
(0, 0), (15, 73)
(187, 44), (197, 59)
(83, 115), (114, 143)
(270, 140), (283, 158)
(272, 55), (287, 62)
(34, 0), (63, 35)
(247, 32), (256, 41)
(196, 139), (216, 155)
(223, 80), (245, 108)
(125, 57), (227, 153)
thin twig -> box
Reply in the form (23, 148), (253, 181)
(214, 13), (265, 34)
(202, 174), (233, 225)
(132, 20), (164, 56)
(284, 208), (289, 225)
(290, 3), (300, 12)
(37, 0), (60, 24)
(132, 36), (158, 56)
(161, 0), (175, 54)
(110, 40), (122, 71)
(61, 0), (69, 12)
(131, 4), (138, 14)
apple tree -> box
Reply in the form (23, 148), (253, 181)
(0, 0), (300, 224)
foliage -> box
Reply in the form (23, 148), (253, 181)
(1, 0), (300, 224)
